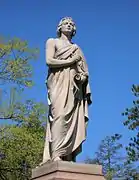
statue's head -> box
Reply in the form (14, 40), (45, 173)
(57, 17), (76, 38)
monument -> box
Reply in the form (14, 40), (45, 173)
(32, 17), (105, 180)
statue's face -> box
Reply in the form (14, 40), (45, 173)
(61, 19), (74, 36)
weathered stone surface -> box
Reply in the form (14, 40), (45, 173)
(31, 161), (105, 180)
(42, 17), (92, 163)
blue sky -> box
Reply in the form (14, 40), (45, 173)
(0, 0), (139, 162)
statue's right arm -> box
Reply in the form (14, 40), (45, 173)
(46, 38), (76, 68)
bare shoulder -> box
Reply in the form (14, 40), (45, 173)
(74, 43), (80, 49)
(46, 38), (57, 46)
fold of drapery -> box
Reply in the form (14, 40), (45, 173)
(42, 43), (92, 163)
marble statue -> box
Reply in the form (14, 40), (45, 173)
(42, 17), (92, 163)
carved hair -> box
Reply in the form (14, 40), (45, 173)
(57, 17), (76, 38)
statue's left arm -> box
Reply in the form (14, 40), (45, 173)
(74, 46), (89, 84)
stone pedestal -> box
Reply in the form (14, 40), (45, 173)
(31, 161), (105, 180)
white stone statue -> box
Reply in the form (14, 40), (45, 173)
(42, 17), (92, 163)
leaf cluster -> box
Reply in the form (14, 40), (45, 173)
(0, 100), (47, 179)
(122, 85), (139, 161)
(0, 37), (39, 87)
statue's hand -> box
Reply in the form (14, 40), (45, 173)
(74, 73), (87, 84)
(72, 54), (81, 62)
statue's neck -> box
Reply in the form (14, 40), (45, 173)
(60, 33), (72, 42)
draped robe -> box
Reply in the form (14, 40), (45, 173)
(42, 43), (91, 162)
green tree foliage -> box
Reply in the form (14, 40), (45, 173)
(0, 37), (38, 87)
(0, 100), (47, 180)
(0, 87), (21, 119)
(122, 84), (139, 162)
(119, 162), (139, 180)
(85, 134), (139, 180)
(97, 134), (123, 179)
(85, 134), (123, 179)
(0, 36), (45, 179)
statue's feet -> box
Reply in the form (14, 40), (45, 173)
(53, 156), (62, 161)
(36, 159), (51, 168)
